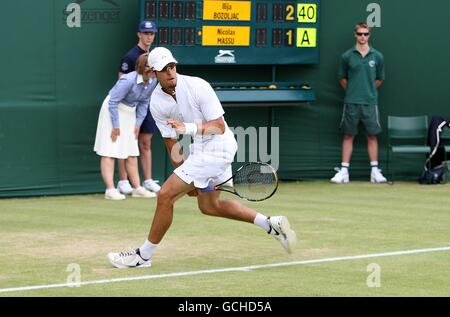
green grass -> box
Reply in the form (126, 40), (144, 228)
(1, 181), (450, 296)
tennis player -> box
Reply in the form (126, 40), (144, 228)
(108, 47), (297, 268)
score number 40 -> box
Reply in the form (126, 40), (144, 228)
(285, 3), (318, 23)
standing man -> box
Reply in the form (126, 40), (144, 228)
(107, 47), (297, 268)
(331, 22), (387, 184)
(116, 20), (161, 196)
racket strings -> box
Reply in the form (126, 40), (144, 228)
(233, 163), (278, 201)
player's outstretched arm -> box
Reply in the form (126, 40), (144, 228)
(167, 117), (225, 136)
(197, 117), (225, 135)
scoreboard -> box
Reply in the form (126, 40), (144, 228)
(140, 0), (320, 65)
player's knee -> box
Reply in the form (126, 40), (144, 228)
(157, 187), (176, 205)
(198, 201), (218, 216)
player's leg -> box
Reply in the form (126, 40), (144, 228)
(146, 173), (194, 243)
(108, 173), (194, 268)
(196, 189), (256, 222)
(196, 190), (297, 253)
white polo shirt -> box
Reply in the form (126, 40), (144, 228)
(150, 74), (235, 145)
(150, 74), (237, 188)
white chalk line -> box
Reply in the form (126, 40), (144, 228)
(1, 246), (449, 294)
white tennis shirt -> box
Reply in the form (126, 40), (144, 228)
(150, 74), (235, 145)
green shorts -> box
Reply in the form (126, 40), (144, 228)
(340, 103), (382, 136)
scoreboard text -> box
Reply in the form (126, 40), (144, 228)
(140, 0), (320, 65)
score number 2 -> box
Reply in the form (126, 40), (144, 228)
(297, 3), (317, 23)
(283, 3), (317, 23)
(285, 4), (295, 21)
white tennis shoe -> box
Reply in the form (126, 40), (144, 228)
(143, 179), (161, 193)
(330, 168), (349, 184)
(132, 186), (156, 198)
(104, 189), (125, 200)
(108, 248), (151, 268)
(268, 216), (297, 254)
(371, 168), (387, 183)
(118, 180), (133, 195)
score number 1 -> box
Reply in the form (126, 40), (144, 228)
(297, 3), (317, 23)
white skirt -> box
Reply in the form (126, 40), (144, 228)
(93, 95), (139, 159)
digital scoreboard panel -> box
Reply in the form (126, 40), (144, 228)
(140, 0), (320, 65)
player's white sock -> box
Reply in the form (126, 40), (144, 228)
(139, 239), (157, 260)
(370, 161), (379, 171)
(254, 213), (271, 233)
(341, 162), (350, 171)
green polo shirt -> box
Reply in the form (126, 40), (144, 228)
(338, 47), (385, 105)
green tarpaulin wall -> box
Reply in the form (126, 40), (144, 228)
(1, 0), (449, 197)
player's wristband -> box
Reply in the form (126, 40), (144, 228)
(184, 122), (198, 136)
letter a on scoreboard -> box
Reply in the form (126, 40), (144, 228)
(297, 28), (317, 47)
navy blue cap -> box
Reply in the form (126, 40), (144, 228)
(138, 20), (157, 33)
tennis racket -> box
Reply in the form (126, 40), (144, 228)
(214, 162), (279, 202)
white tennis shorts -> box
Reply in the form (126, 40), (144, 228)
(93, 95), (139, 159)
(174, 136), (238, 189)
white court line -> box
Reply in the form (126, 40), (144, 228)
(1, 246), (450, 294)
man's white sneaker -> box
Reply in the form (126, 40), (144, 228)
(108, 248), (151, 268)
(118, 180), (133, 195)
(105, 189), (126, 200)
(268, 216), (297, 254)
(330, 168), (349, 184)
(143, 179), (161, 193)
(371, 168), (387, 183)
(132, 186), (156, 198)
